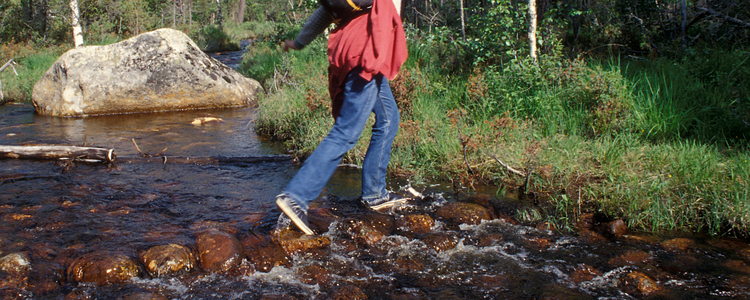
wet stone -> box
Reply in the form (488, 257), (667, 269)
(195, 229), (245, 273)
(325, 284), (367, 300)
(435, 202), (492, 226)
(0, 253), (30, 291)
(240, 231), (291, 272)
(339, 218), (388, 248)
(138, 244), (195, 277)
(522, 236), (552, 250)
(396, 214), (434, 236)
(623, 271), (660, 297)
(421, 232), (459, 252)
(605, 219), (627, 237)
(577, 229), (608, 243)
(0, 252), (31, 274)
(660, 237), (696, 252)
(297, 264), (333, 287)
(67, 252), (142, 285)
(569, 263), (602, 284)
(608, 250), (653, 266)
(372, 256), (425, 275)
(576, 213), (597, 230)
(26, 261), (63, 296)
(274, 229), (331, 255)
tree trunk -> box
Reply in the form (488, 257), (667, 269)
(215, 0), (223, 30)
(528, 0), (538, 64)
(235, 0), (246, 23)
(681, 0), (687, 49)
(0, 145), (115, 163)
(69, 0), (84, 47)
(460, 0), (466, 40)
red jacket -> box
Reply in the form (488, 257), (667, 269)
(327, 0), (408, 118)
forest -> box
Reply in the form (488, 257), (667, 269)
(1, 0), (749, 237)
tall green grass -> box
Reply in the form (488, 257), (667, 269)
(0, 43), (65, 103)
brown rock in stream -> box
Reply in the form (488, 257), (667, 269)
(396, 214), (434, 236)
(660, 237), (696, 252)
(608, 250), (653, 266)
(421, 232), (459, 252)
(274, 229), (331, 255)
(569, 263), (602, 284)
(195, 229), (245, 273)
(0, 252), (31, 274)
(240, 231), (291, 272)
(297, 264), (333, 287)
(339, 214), (395, 248)
(0, 252), (31, 291)
(436, 202), (492, 226)
(325, 284), (367, 300)
(139, 244), (195, 277)
(622, 271), (660, 296)
(67, 252), (142, 285)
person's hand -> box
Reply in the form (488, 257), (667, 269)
(283, 40), (298, 52)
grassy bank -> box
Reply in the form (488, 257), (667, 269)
(0, 42), (66, 104)
(248, 35), (750, 236)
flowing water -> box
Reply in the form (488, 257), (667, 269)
(2, 49), (750, 299)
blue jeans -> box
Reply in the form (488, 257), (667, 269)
(282, 70), (400, 210)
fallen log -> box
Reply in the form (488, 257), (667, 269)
(1, 145), (292, 165)
(0, 145), (116, 163)
(117, 155), (293, 165)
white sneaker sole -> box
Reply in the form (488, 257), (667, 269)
(370, 198), (411, 212)
(276, 198), (315, 235)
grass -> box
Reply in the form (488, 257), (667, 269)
(248, 34), (750, 237)
(0, 42), (66, 104)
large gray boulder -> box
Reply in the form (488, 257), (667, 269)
(32, 28), (261, 117)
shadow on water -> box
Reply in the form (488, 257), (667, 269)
(2, 101), (750, 299)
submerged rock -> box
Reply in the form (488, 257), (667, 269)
(569, 263), (602, 284)
(396, 214), (434, 236)
(67, 252), (141, 285)
(436, 202), (492, 226)
(623, 271), (660, 296)
(240, 232), (291, 272)
(139, 244), (195, 277)
(608, 250), (653, 266)
(195, 229), (245, 273)
(660, 237), (696, 252)
(298, 264), (334, 287)
(325, 284), (368, 300)
(32, 28), (262, 117)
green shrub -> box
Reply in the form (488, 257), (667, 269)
(193, 25), (240, 52)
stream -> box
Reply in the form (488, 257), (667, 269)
(1, 47), (749, 299)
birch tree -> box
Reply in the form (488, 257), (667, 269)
(528, 0), (537, 64)
(69, 0), (84, 47)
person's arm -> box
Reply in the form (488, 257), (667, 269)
(283, 7), (335, 52)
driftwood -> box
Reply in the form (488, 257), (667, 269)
(0, 145), (116, 163)
(117, 155), (293, 165)
(1, 59), (19, 101)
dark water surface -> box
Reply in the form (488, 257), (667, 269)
(2, 103), (750, 299)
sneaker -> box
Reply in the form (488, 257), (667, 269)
(365, 192), (410, 212)
(275, 195), (315, 235)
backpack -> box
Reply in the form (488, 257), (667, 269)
(319, 0), (373, 20)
